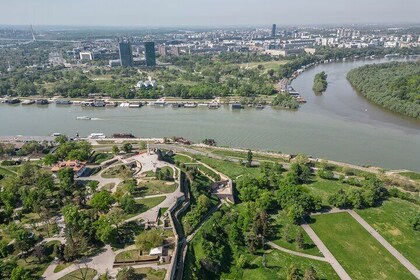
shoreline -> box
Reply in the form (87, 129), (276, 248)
(2, 135), (419, 176)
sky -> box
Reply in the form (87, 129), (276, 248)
(0, 0), (419, 27)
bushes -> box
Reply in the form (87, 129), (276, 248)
(328, 183), (388, 209)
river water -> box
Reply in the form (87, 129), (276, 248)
(0, 58), (419, 171)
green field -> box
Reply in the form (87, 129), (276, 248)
(0, 166), (17, 178)
(101, 164), (131, 178)
(208, 149), (287, 163)
(311, 212), (415, 280)
(185, 233), (337, 280)
(114, 249), (158, 262)
(137, 179), (177, 196)
(229, 249), (339, 280)
(116, 267), (166, 280)
(356, 198), (420, 268)
(135, 196), (166, 210)
(302, 178), (357, 203)
(58, 268), (97, 280)
(236, 59), (289, 70)
(398, 171), (420, 181)
(194, 155), (261, 179)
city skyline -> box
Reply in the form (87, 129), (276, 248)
(1, 0), (420, 27)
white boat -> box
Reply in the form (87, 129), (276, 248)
(153, 98), (166, 106)
(87, 133), (106, 139)
(21, 99), (35, 105)
(119, 102), (130, 107)
(184, 102), (198, 108)
(76, 116), (91, 120)
(128, 102), (141, 108)
(208, 102), (220, 109)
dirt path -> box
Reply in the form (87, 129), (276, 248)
(267, 241), (328, 262)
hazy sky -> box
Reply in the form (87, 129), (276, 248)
(0, 0), (419, 27)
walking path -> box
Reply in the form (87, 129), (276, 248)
(43, 245), (115, 280)
(347, 210), (420, 279)
(267, 242), (328, 262)
(301, 224), (352, 280)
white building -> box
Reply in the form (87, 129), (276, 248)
(79, 52), (93, 61)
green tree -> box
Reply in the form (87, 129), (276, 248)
(10, 266), (33, 280)
(89, 191), (115, 213)
(119, 194), (137, 214)
(135, 229), (164, 252)
(112, 145), (120, 155)
(122, 143), (133, 153)
(247, 149), (253, 167)
(409, 213), (420, 231)
(296, 229), (305, 249)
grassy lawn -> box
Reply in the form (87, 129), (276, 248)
(310, 212), (415, 280)
(0, 166), (17, 178)
(91, 152), (114, 164)
(269, 211), (322, 257)
(208, 149), (287, 163)
(54, 262), (73, 273)
(398, 171), (420, 181)
(101, 164), (131, 178)
(174, 154), (193, 164)
(356, 198), (420, 268)
(114, 249), (159, 262)
(226, 249), (339, 280)
(133, 268), (166, 280)
(185, 243), (337, 280)
(236, 59), (289, 70)
(302, 178), (357, 204)
(58, 268), (97, 280)
(184, 207), (336, 280)
(116, 267), (166, 280)
(136, 179), (177, 196)
(193, 155), (261, 179)
(102, 182), (115, 192)
(124, 196), (166, 219)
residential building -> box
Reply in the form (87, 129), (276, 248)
(145, 42), (156, 66)
(171, 45), (180, 56)
(119, 41), (133, 67)
(158, 45), (167, 56)
(79, 51), (93, 61)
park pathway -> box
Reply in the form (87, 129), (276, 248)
(301, 224), (352, 280)
(347, 210), (420, 279)
(267, 242), (328, 262)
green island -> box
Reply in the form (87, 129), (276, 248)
(0, 136), (419, 280)
(347, 61), (420, 118)
(312, 71), (328, 93)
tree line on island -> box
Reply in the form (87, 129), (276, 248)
(347, 61), (420, 119)
(312, 71), (328, 93)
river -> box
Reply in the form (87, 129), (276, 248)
(0, 58), (419, 171)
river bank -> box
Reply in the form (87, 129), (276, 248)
(1, 58), (419, 171)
